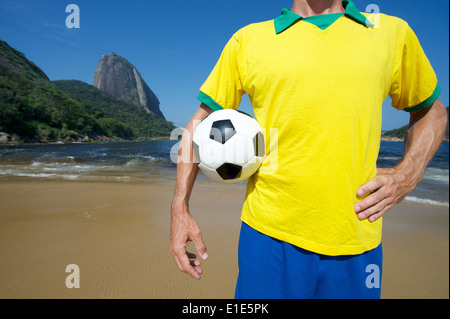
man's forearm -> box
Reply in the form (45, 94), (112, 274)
(171, 104), (213, 211)
(172, 153), (200, 209)
(398, 98), (448, 184)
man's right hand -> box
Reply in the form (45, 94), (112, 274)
(170, 203), (208, 280)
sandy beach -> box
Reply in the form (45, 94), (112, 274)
(0, 180), (448, 299)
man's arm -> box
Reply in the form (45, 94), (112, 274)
(170, 103), (213, 279)
(354, 98), (448, 222)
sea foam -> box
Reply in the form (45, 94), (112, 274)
(404, 196), (449, 207)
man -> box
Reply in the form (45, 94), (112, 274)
(170, 0), (447, 298)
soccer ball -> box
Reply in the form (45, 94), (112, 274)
(193, 109), (265, 183)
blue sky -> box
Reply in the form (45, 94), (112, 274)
(0, 0), (448, 129)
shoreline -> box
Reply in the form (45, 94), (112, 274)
(380, 135), (449, 143)
(0, 180), (447, 299)
(1, 133), (448, 145)
(380, 136), (404, 142)
(0, 133), (173, 145)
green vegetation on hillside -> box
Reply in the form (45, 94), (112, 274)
(0, 40), (48, 81)
(53, 80), (174, 138)
(0, 64), (104, 141)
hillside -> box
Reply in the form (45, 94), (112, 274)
(0, 40), (48, 81)
(382, 107), (449, 142)
(0, 40), (174, 143)
(53, 80), (174, 138)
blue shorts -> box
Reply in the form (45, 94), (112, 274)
(235, 222), (383, 299)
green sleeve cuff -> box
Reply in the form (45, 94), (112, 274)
(197, 91), (224, 111)
(403, 84), (441, 112)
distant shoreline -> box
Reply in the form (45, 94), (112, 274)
(1, 133), (448, 145)
(0, 133), (172, 145)
(380, 136), (404, 142)
(380, 135), (449, 143)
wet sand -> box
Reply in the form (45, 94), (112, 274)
(0, 181), (447, 299)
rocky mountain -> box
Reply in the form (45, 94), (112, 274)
(93, 52), (165, 119)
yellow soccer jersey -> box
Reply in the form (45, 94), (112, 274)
(197, 0), (440, 255)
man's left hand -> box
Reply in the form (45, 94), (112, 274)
(354, 167), (417, 223)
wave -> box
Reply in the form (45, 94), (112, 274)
(0, 154), (173, 182)
(404, 196), (449, 207)
(31, 156), (85, 165)
(124, 155), (172, 167)
(378, 156), (402, 161)
(0, 170), (133, 181)
(421, 167), (449, 185)
(11, 172), (79, 180)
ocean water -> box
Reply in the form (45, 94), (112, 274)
(0, 141), (179, 183)
(0, 140), (448, 206)
(378, 141), (449, 207)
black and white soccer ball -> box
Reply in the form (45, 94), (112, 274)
(193, 109), (265, 183)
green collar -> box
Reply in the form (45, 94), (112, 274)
(274, 0), (374, 34)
